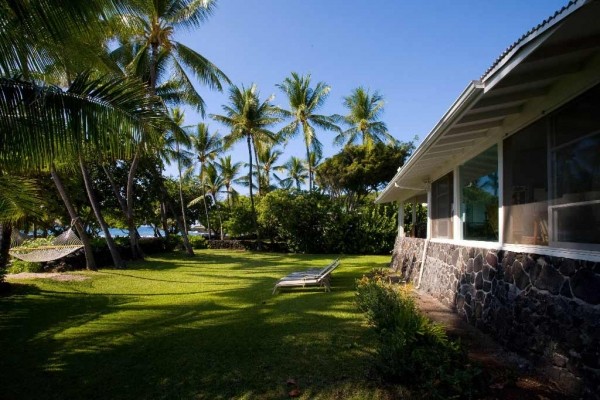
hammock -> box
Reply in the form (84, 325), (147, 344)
(9, 228), (84, 263)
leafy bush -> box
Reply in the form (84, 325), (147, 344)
(356, 273), (487, 399)
(187, 235), (207, 249)
(7, 259), (43, 274)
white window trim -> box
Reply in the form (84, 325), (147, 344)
(430, 237), (600, 262)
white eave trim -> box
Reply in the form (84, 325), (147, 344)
(376, 81), (484, 204)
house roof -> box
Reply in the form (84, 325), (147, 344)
(376, 0), (600, 204)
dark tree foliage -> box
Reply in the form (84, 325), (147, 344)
(254, 190), (399, 254)
(316, 141), (414, 209)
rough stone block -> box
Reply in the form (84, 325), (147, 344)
(553, 352), (569, 367)
(512, 261), (531, 291)
(558, 258), (577, 276)
(560, 279), (573, 298)
(475, 272), (483, 290)
(571, 268), (600, 305)
(474, 253), (483, 273)
(483, 280), (492, 293)
(485, 251), (498, 268)
(534, 264), (564, 295)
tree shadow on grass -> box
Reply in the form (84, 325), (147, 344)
(0, 253), (391, 400)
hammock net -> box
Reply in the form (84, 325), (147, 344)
(9, 228), (84, 263)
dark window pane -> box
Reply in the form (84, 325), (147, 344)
(460, 145), (498, 241)
(431, 172), (453, 239)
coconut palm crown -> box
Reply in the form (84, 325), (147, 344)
(111, 0), (230, 114)
(277, 72), (339, 191)
(334, 87), (397, 148)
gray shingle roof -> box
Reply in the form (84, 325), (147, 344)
(481, 0), (581, 80)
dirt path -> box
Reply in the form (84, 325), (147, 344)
(413, 289), (573, 399)
(6, 272), (90, 282)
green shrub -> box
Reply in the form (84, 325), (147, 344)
(188, 235), (207, 249)
(356, 273), (487, 399)
(163, 235), (182, 251)
(7, 259), (43, 274)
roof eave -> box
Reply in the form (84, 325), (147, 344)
(375, 81), (484, 204)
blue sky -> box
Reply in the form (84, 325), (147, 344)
(169, 0), (568, 186)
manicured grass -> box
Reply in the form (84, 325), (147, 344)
(0, 250), (404, 399)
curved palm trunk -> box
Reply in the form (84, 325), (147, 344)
(176, 141), (189, 236)
(301, 122), (313, 192)
(199, 164), (211, 239)
(79, 158), (125, 269)
(246, 135), (260, 244)
(102, 163), (144, 250)
(126, 152), (145, 260)
(0, 223), (12, 280)
(160, 201), (170, 237)
(153, 163), (194, 256)
(161, 185), (194, 256)
(250, 136), (262, 195)
(50, 167), (96, 271)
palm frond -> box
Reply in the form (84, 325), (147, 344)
(174, 42), (230, 91)
(0, 74), (166, 171)
(0, 175), (43, 223)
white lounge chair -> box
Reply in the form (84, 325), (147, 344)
(272, 259), (340, 294)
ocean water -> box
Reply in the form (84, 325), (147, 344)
(101, 225), (205, 238)
(100, 225), (161, 238)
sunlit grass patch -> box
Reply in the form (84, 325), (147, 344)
(0, 250), (399, 399)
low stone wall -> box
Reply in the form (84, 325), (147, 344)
(391, 237), (600, 398)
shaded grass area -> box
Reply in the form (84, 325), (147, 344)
(0, 250), (403, 399)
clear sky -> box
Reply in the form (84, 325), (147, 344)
(168, 0), (569, 188)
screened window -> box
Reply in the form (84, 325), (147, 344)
(502, 83), (600, 250)
(503, 119), (548, 245)
(460, 145), (498, 241)
(550, 85), (600, 249)
(431, 172), (453, 239)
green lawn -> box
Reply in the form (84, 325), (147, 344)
(0, 250), (403, 400)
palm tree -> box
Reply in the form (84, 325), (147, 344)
(112, 0), (230, 110)
(334, 87), (397, 148)
(165, 108), (194, 236)
(191, 123), (222, 239)
(0, 0), (127, 77)
(0, 1), (171, 268)
(277, 73), (340, 191)
(211, 84), (280, 239)
(190, 163), (225, 239)
(216, 156), (242, 207)
(258, 144), (284, 193)
(276, 156), (308, 191)
(107, 0), (230, 256)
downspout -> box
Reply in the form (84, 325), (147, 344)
(417, 183), (432, 289)
(416, 239), (429, 289)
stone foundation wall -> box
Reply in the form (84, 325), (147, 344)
(391, 237), (600, 398)
(389, 236), (424, 282)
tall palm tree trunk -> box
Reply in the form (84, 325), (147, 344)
(160, 201), (170, 237)
(305, 144), (312, 192)
(251, 136), (262, 195)
(152, 163), (194, 256)
(50, 167), (96, 271)
(247, 135), (260, 243)
(102, 164), (145, 252)
(199, 164), (211, 239)
(175, 141), (189, 236)
(0, 223), (12, 279)
(79, 158), (125, 269)
(126, 152), (145, 259)
(160, 185), (194, 256)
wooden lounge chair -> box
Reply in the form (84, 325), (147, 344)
(272, 258), (340, 294)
